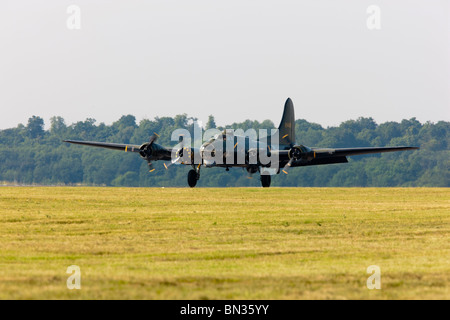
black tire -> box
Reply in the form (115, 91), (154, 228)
(188, 170), (198, 188)
(260, 174), (271, 188)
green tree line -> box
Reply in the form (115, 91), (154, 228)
(0, 114), (448, 187)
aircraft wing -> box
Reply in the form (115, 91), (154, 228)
(63, 140), (142, 153)
(284, 146), (419, 168)
(312, 146), (419, 157)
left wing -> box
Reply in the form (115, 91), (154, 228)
(312, 146), (419, 157)
(284, 146), (419, 168)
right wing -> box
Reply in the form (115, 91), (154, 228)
(63, 140), (141, 153)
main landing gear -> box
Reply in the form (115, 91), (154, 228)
(188, 166), (271, 188)
(188, 166), (200, 188)
(260, 174), (271, 188)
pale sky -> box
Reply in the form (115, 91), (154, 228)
(0, 0), (449, 130)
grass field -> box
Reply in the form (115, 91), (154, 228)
(0, 187), (448, 299)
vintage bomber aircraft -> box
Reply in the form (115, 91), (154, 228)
(64, 98), (419, 187)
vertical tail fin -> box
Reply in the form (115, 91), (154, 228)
(278, 98), (295, 146)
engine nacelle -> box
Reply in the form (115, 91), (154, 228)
(139, 143), (152, 159)
(288, 145), (315, 161)
(246, 165), (259, 174)
(288, 146), (303, 160)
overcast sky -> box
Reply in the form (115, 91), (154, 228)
(0, 0), (449, 130)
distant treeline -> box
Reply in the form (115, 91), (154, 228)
(0, 114), (448, 187)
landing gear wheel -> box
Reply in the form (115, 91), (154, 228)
(260, 174), (271, 188)
(188, 169), (198, 188)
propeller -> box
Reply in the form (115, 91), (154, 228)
(281, 146), (300, 174)
(243, 148), (261, 179)
(244, 146), (275, 178)
(139, 132), (160, 172)
(281, 146), (315, 174)
(244, 165), (259, 179)
(165, 147), (186, 169)
(165, 135), (190, 170)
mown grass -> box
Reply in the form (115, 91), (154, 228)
(0, 187), (448, 299)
